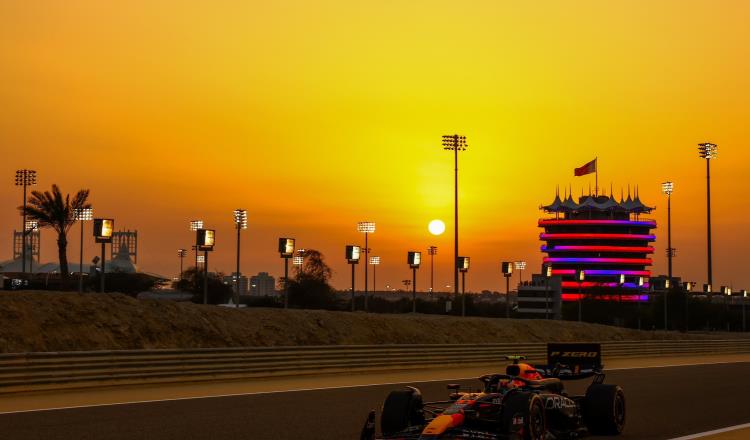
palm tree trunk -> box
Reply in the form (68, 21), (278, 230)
(57, 231), (69, 279)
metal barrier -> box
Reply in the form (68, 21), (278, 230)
(1, 339), (748, 393)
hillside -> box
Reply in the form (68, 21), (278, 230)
(0, 291), (733, 353)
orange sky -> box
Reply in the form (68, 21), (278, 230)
(0, 1), (748, 291)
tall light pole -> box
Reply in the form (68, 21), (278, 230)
(177, 249), (187, 280)
(357, 221), (375, 311)
(443, 134), (467, 304)
(501, 262), (514, 318)
(408, 252), (421, 313)
(24, 220), (38, 273)
(514, 261), (527, 286)
(15, 169), (37, 274)
(458, 257), (469, 317)
(279, 238), (295, 309)
(93, 219), (114, 293)
(196, 229), (215, 305)
(369, 256), (380, 292)
(662, 181), (675, 330)
(189, 220), (203, 268)
(683, 281), (694, 332)
(233, 209), (248, 308)
(74, 208), (93, 293)
(576, 269), (585, 323)
(428, 246), (437, 293)
(698, 142), (717, 288)
(742, 289), (747, 333)
(544, 265), (552, 320)
(346, 245), (361, 311)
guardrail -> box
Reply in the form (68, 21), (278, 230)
(1, 339), (748, 393)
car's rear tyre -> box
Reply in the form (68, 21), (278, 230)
(380, 387), (424, 435)
(583, 384), (626, 435)
(501, 392), (547, 440)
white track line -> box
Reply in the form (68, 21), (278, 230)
(669, 422), (750, 439)
(0, 359), (748, 415)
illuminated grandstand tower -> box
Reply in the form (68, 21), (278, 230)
(538, 187), (656, 302)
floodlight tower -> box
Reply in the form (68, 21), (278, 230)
(514, 261), (527, 286)
(662, 181), (674, 331)
(442, 134), (467, 302)
(428, 246), (438, 293)
(189, 220), (204, 267)
(233, 209), (248, 308)
(177, 248), (187, 280)
(74, 208), (94, 293)
(357, 221), (376, 311)
(698, 142), (717, 287)
(15, 169), (37, 273)
(369, 256), (380, 292)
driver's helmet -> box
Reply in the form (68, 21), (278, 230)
(503, 362), (543, 388)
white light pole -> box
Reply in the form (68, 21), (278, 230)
(443, 134), (467, 304)
(74, 208), (93, 293)
(662, 181), (674, 330)
(189, 220), (203, 269)
(15, 169), (37, 274)
(369, 256), (380, 292)
(698, 143), (717, 288)
(514, 261), (527, 286)
(357, 221), (375, 311)
(233, 209), (248, 308)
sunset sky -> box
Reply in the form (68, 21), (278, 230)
(1, 1), (748, 292)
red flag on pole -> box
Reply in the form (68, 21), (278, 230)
(574, 158), (597, 177)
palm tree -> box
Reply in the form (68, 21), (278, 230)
(19, 185), (91, 279)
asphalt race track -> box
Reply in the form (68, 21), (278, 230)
(1, 362), (749, 440)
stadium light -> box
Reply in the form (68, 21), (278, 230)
(189, 220), (204, 268)
(93, 218), (114, 293)
(15, 169), (37, 274)
(698, 142), (717, 289)
(458, 256), (470, 317)
(407, 251), (421, 313)
(443, 134), (468, 305)
(575, 269), (585, 323)
(196, 228), (215, 304)
(357, 221), (375, 311)
(231, 209), (247, 308)
(346, 245), (361, 311)
(543, 264), (553, 320)
(501, 262), (514, 318)
(428, 246), (438, 293)
(662, 181), (676, 331)
(74, 207), (94, 293)
(369, 256), (380, 292)
(514, 261), (527, 285)
(177, 248), (187, 280)
(278, 238), (296, 309)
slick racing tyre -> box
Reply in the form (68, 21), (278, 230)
(380, 387), (425, 435)
(501, 392), (547, 440)
(583, 384), (626, 435)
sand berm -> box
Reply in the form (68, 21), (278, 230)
(0, 291), (731, 353)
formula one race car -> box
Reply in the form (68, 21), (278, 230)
(360, 343), (624, 440)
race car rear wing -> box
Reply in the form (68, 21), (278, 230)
(535, 343), (603, 380)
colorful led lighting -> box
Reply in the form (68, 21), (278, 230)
(552, 269), (651, 277)
(540, 233), (656, 241)
(561, 281), (651, 289)
(562, 293), (649, 302)
(539, 219), (656, 227)
(542, 245), (654, 253)
(544, 257), (652, 265)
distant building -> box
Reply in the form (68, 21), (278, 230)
(517, 274), (563, 319)
(223, 272), (249, 296)
(250, 272), (275, 296)
(111, 230), (138, 263)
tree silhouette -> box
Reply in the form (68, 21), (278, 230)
(18, 184), (91, 279)
(288, 249), (337, 309)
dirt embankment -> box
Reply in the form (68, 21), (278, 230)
(0, 291), (738, 353)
